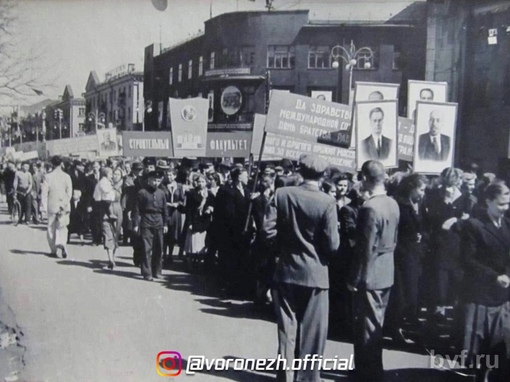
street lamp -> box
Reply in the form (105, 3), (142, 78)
(88, 110), (106, 132)
(331, 40), (373, 105)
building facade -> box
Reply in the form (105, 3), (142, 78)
(83, 64), (144, 134)
(44, 85), (86, 140)
(426, 0), (510, 174)
(144, 9), (426, 134)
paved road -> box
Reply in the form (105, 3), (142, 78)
(0, 203), (469, 382)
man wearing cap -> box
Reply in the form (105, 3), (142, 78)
(132, 170), (168, 281)
(348, 160), (399, 382)
(263, 154), (340, 382)
(122, 161), (145, 265)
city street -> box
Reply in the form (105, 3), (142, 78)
(0, 203), (465, 382)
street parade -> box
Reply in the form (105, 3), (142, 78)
(0, 1), (509, 382)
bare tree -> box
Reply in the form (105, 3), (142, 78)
(0, 0), (58, 101)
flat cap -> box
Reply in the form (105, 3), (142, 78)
(131, 161), (143, 171)
(298, 154), (328, 174)
(147, 170), (164, 179)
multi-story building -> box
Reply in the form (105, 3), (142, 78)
(44, 85), (86, 140)
(143, 8), (426, 133)
(426, 0), (510, 174)
(83, 64), (144, 133)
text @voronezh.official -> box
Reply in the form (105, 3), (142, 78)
(156, 351), (354, 377)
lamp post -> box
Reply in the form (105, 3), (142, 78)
(331, 40), (373, 105)
(88, 110), (106, 132)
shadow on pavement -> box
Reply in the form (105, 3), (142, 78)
(10, 249), (54, 257)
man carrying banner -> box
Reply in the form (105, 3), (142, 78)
(263, 153), (339, 382)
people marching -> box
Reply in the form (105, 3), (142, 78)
(0, 153), (509, 382)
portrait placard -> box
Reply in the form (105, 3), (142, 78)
(97, 128), (119, 157)
(354, 81), (400, 102)
(355, 100), (398, 170)
(413, 101), (457, 174)
(407, 80), (447, 120)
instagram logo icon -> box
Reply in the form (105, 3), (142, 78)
(156, 351), (182, 377)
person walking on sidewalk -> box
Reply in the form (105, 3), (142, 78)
(41, 155), (73, 258)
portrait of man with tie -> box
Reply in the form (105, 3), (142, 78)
(414, 101), (457, 174)
(360, 107), (393, 161)
(356, 100), (398, 170)
(417, 109), (451, 161)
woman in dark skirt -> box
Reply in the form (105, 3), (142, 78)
(460, 181), (510, 382)
(161, 168), (185, 264)
(183, 173), (214, 267)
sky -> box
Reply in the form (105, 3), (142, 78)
(5, 0), (424, 107)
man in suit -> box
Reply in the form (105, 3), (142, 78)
(213, 166), (253, 295)
(100, 131), (117, 151)
(361, 107), (393, 161)
(86, 160), (102, 245)
(41, 155), (73, 258)
(348, 160), (400, 382)
(263, 154), (340, 382)
(418, 109), (451, 161)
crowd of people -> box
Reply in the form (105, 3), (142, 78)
(0, 154), (509, 381)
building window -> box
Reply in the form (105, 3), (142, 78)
(354, 47), (377, 70)
(308, 46), (331, 69)
(240, 46), (255, 67)
(178, 64), (182, 82)
(210, 52), (215, 69)
(267, 45), (295, 69)
(128, 86), (131, 98)
(169, 67), (174, 85)
(199, 56), (203, 76)
(392, 44), (402, 70)
(188, 59), (193, 79)
(78, 107), (85, 117)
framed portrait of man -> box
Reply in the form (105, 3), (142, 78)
(354, 82), (400, 102)
(97, 128), (119, 157)
(311, 90), (333, 102)
(407, 80), (448, 120)
(413, 101), (457, 174)
(355, 100), (398, 170)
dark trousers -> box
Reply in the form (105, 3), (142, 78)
(90, 201), (103, 245)
(140, 227), (164, 278)
(272, 282), (329, 382)
(352, 288), (391, 382)
(17, 192), (32, 223)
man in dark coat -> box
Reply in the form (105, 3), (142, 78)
(263, 154), (340, 382)
(122, 161), (145, 264)
(213, 167), (252, 294)
(348, 160), (400, 382)
(132, 170), (168, 281)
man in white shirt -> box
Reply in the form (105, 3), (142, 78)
(13, 162), (33, 224)
(41, 156), (73, 258)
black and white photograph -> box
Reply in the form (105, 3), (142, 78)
(407, 80), (448, 120)
(1, 1), (510, 382)
(413, 101), (457, 173)
(355, 100), (398, 169)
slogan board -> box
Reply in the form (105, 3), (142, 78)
(397, 117), (414, 162)
(264, 132), (356, 172)
(122, 131), (173, 157)
(206, 132), (252, 157)
(46, 135), (99, 156)
(265, 90), (352, 148)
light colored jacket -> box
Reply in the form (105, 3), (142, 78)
(41, 167), (73, 215)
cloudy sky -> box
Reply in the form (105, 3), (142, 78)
(8, 0), (423, 105)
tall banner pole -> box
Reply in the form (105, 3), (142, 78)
(243, 71), (271, 234)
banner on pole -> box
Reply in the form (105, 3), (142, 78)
(397, 117), (414, 162)
(265, 90), (352, 148)
(122, 131), (173, 157)
(169, 97), (208, 157)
